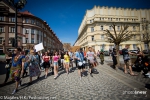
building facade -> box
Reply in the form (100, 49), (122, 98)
(0, 0), (63, 53)
(74, 6), (150, 52)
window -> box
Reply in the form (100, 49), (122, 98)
(31, 29), (34, 34)
(127, 19), (128, 21)
(31, 38), (34, 44)
(109, 26), (112, 30)
(37, 40), (39, 44)
(26, 38), (28, 43)
(10, 27), (15, 33)
(101, 34), (104, 40)
(0, 27), (4, 32)
(145, 25), (148, 30)
(0, 16), (4, 21)
(10, 17), (15, 22)
(44, 33), (46, 37)
(117, 26), (120, 30)
(44, 41), (46, 46)
(9, 38), (13, 43)
(111, 18), (112, 21)
(25, 19), (29, 23)
(108, 18), (110, 21)
(25, 29), (29, 34)
(133, 26), (136, 31)
(91, 36), (94, 41)
(144, 44), (148, 50)
(133, 44), (137, 50)
(116, 18), (118, 21)
(101, 26), (103, 30)
(90, 20), (93, 23)
(134, 19), (136, 22)
(124, 18), (126, 21)
(133, 35), (136, 39)
(119, 45), (122, 50)
(36, 21), (39, 26)
(142, 25), (144, 30)
(101, 17), (104, 21)
(91, 27), (94, 32)
(0, 37), (3, 44)
(31, 20), (34, 24)
(118, 18), (120, 21)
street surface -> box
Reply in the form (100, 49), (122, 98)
(0, 56), (150, 100)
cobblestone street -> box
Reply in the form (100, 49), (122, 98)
(0, 56), (150, 100)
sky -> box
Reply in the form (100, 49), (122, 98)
(20, 0), (150, 46)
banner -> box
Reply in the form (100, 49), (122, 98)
(34, 43), (44, 52)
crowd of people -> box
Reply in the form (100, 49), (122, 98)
(1, 40), (150, 95)
(1, 40), (102, 94)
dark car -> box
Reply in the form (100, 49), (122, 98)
(104, 51), (109, 56)
(143, 50), (150, 54)
(129, 50), (138, 54)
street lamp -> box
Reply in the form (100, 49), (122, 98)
(8, 0), (27, 47)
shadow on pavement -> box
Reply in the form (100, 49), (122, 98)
(0, 62), (6, 75)
(145, 84), (150, 90)
(0, 81), (15, 88)
(18, 74), (48, 91)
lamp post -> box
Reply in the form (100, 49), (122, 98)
(8, 0), (27, 47)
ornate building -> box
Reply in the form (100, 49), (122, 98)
(0, 0), (63, 53)
(74, 6), (150, 52)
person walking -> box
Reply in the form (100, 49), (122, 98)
(100, 49), (104, 65)
(69, 50), (74, 71)
(43, 52), (50, 78)
(64, 51), (70, 74)
(60, 51), (65, 69)
(75, 48), (85, 79)
(28, 50), (41, 85)
(1, 52), (12, 86)
(86, 47), (95, 77)
(22, 50), (30, 78)
(122, 45), (138, 76)
(2, 41), (25, 94)
(112, 48), (118, 70)
(53, 52), (59, 79)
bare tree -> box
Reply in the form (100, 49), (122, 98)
(104, 23), (134, 67)
(141, 20), (150, 54)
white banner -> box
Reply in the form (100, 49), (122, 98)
(34, 43), (44, 52)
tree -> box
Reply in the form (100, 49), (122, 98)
(104, 23), (134, 68)
(141, 20), (150, 54)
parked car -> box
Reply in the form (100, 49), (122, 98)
(129, 50), (138, 54)
(104, 51), (109, 56)
(143, 50), (150, 54)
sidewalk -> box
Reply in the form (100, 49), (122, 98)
(100, 56), (150, 97)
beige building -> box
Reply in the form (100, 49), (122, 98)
(74, 6), (150, 52)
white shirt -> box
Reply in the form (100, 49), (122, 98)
(86, 51), (94, 59)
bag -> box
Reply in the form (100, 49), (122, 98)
(78, 61), (86, 66)
(5, 64), (9, 68)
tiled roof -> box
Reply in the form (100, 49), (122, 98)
(19, 11), (34, 16)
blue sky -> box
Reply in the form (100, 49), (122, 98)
(21, 0), (150, 45)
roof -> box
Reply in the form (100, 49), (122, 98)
(19, 11), (34, 16)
